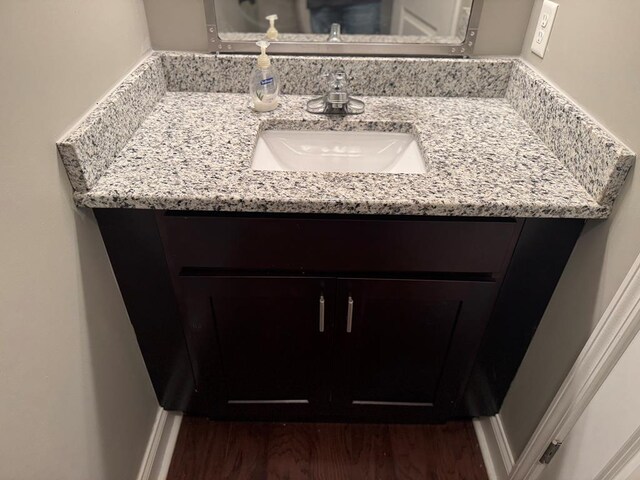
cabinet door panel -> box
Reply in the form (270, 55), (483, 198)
(334, 278), (498, 421)
(179, 276), (333, 418)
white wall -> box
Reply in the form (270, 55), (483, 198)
(499, 0), (640, 458)
(0, 1), (159, 479)
(142, 0), (535, 55)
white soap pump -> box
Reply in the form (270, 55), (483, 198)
(265, 14), (279, 41)
(249, 40), (280, 112)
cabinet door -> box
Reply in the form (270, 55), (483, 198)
(333, 278), (498, 422)
(178, 276), (334, 420)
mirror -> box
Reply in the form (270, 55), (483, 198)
(204, 0), (482, 56)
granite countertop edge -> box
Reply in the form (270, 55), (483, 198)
(75, 191), (610, 219)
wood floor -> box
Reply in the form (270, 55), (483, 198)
(166, 418), (488, 480)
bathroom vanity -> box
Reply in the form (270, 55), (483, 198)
(58, 52), (634, 423)
(95, 209), (583, 422)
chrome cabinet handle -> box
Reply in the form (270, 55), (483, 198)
(319, 295), (325, 332)
(347, 296), (354, 333)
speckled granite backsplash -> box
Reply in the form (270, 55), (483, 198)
(506, 62), (634, 206)
(160, 53), (513, 98)
(59, 56), (166, 193)
(57, 51), (635, 218)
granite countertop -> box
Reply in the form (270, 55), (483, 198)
(58, 52), (635, 218)
(78, 93), (605, 217)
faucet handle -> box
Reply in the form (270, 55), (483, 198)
(328, 71), (348, 91)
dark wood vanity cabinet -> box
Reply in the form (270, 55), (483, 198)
(94, 209), (585, 422)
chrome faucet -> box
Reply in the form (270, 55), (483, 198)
(306, 71), (365, 115)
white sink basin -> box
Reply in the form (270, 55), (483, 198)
(251, 130), (426, 174)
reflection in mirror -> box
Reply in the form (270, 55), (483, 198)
(215, 0), (474, 44)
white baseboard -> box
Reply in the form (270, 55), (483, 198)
(474, 415), (515, 480)
(137, 408), (183, 480)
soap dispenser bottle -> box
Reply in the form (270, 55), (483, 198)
(249, 40), (280, 112)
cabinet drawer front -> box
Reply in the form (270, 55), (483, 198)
(159, 213), (521, 274)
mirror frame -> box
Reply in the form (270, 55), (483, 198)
(203, 0), (483, 57)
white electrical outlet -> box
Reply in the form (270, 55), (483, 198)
(531, 0), (559, 58)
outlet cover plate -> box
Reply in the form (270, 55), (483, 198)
(531, 0), (559, 58)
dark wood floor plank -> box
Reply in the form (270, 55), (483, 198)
(309, 424), (348, 480)
(166, 419), (488, 480)
(388, 425), (430, 480)
(266, 423), (314, 479)
(223, 423), (270, 480)
(310, 423), (396, 480)
(167, 416), (231, 480)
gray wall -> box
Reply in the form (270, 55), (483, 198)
(499, 0), (640, 458)
(474, 0), (536, 55)
(0, 1), (158, 478)
(142, 0), (536, 55)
